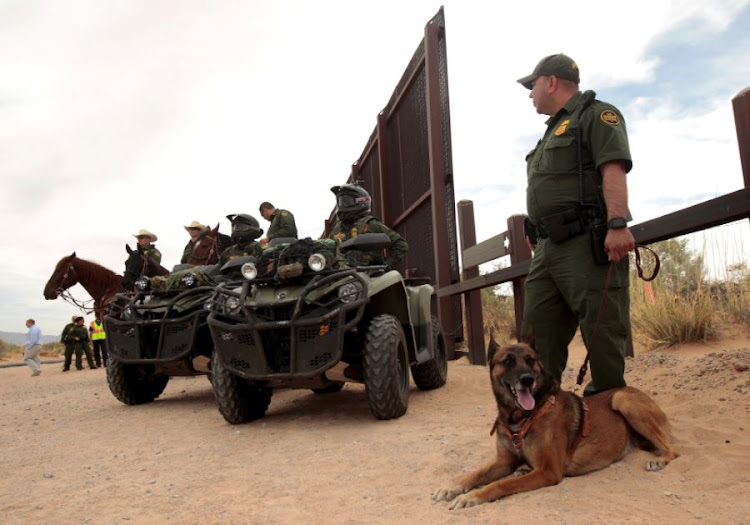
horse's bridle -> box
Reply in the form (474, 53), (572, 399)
(55, 257), (78, 296)
(189, 234), (219, 265)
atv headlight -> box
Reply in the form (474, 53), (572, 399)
(241, 262), (258, 281)
(134, 276), (151, 292)
(308, 253), (327, 272)
(338, 281), (363, 304)
(180, 273), (198, 288)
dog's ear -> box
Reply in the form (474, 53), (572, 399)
(487, 330), (500, 363)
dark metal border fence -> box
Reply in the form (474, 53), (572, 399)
(325, 8), (462, 353)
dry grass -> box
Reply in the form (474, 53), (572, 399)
(630, 277), (717, 348)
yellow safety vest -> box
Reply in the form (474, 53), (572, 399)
(90, 321), (106, 340)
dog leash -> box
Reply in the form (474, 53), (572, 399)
(576, 245), (660, 385)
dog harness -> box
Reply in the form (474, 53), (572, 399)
(490, 395), (557, 453)
(490, 395), (590, 457)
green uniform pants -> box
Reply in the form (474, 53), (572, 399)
(520, 233), (630, 396)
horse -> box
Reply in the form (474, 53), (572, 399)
(43, 252), (126, 318)
(122, 244), (170, 289)
(186, 223), (232, 266)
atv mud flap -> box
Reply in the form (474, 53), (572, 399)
(208, 273), (368, 380)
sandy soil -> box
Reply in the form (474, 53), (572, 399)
(2, 331), (750, 525)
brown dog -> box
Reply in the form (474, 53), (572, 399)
(432, 338), (679, 509)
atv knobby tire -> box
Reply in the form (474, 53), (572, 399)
(106, 359), (169, 405)
(410, 316), (448, 390)
(211, 350), (271, 424)
(363, 314), (409, 420)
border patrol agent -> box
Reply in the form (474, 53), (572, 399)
(220, 214), (266, 268)
(133, 229), (162, 265)
(517, 54), (635, 396)
(259, 202), (298, 243)
(328, 183), (408, 268)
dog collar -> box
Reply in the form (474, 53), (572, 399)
(490, 395), (556, 453)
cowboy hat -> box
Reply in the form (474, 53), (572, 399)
(184, 220), (208, 232)
(132, 229), (158, 242)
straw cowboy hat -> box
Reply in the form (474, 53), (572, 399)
(184, 220), (209, 232)
(132, 229), (158, 242)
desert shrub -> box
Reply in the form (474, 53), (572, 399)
(630, 239), (717, 348)
(481, 287), (516, 345)
(0, 340), (23, 360)
(713, 262), (750, 326)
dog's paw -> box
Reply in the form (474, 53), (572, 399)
(432, 486), (464, 503)
(448, 492), (482, 510)
(645, 459), (667, 471)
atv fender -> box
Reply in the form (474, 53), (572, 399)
(406, 284), (435, 364)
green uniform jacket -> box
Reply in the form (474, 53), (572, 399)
(140, 244), (162, 265)
(181, 240), (197, 264)
(328, 215), (408, 267)
(60, 323), (74, 344)
(526, 90), (632, 224)
(267, 209), (298, 240)
(65, 325), (89, 351)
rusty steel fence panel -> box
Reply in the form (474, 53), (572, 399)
(325, 8), (462, 350)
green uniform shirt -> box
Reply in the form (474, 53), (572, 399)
(329, 216), (408, 267)
(140, 244), (162, 265)
(526, 91), (632, 224)
(219, 242), (266, 266)
(267, 209), (298, 240)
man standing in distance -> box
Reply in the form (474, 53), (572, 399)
(259, 202), (297, 244)
(517, 54), (635, 396)
(24, 319), (43, 376)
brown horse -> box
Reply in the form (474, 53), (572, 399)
(187, 223), (231, 265)
(122, 244), (169, 289)
(43, 252), (126, 318)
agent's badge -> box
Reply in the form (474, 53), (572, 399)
(600, 110), (620, 126)
(554, 120), (570, 136)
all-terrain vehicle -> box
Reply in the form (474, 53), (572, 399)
(206, 234), (448, 424)
(103, 259), (252, 405)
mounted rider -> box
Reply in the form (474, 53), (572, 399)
(219, 214), (266, 268)
(328, 183), (408, 268)
(132, 229), (161, 265)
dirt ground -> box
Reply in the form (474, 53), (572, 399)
(2, 330), (750, 525)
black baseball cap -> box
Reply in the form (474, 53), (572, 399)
(517, 53), (580, 89)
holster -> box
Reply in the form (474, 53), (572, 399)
(523, 217), (538, 245)
(539, 208), (584, 243)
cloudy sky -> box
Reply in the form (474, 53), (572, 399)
(2, 0), (749, 334)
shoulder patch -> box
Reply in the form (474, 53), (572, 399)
(350, 227), (358, 238)
(600, 110), (620, 126)
(332, 232), (346, 241)
(281, 211), (290, 217)
(554, 119), (570, 136)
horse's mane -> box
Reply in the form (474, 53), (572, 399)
(73, 257), (123, 290)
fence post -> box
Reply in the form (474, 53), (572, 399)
(457, 200), (486, 365)
(733, 86), (750, 195)
(507, 215), (532, 340)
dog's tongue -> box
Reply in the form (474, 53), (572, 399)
(517, 388), (536, 411)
